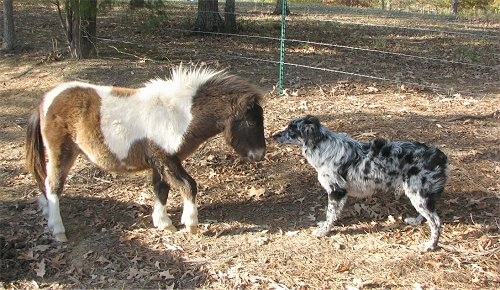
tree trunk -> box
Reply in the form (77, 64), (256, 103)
(381, 0), (391, 10)
(2, 0), (16, 50)
(194, 0), (224, 32)
(451, 0), (460, 15)
(224, 0), (237, 33)
(67, 0), (97, 59)
(130, 0), (145, 9)
(272, 0), (290, 16)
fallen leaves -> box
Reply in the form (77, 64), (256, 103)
(51, 253), (66, 269)
(2, 6), (499, 290)
(35, 259), (46, 278)
(335, 261), (352, 273)
(247, 186), (267, 199)
(96, 255), (111, 264)
(127, 266), (147, 280)
(159, 269), (174, 280)
(163, 242), (183, 251)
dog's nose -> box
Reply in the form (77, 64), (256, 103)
(272, 132), (282, 140)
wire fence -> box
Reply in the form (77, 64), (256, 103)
(17, 1), (500, 97)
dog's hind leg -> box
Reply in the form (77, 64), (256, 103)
(313, 191), (347, 237)
(406, 191), (441, 251)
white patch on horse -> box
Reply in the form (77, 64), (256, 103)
(99, 66), (221, 160)
(247, 148), (266, 161)
(44, 178), (67, 242)
(38, 194), (49, 216)
(181, 199), (198, 227)
(152, 199), (173, 230)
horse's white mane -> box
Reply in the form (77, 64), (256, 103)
(145, 64), (227, 93)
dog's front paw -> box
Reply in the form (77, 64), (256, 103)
(420, 241), (438, 252)
(313, 226), (330, 237)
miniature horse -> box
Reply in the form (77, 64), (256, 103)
(25, 65), (266, 242)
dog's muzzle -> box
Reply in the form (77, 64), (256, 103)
(273, 131), (288, 144)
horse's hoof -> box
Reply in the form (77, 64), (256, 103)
(54, 233), (68, 242)
(185, 225), (198, 234)
(164, 225), (178, 232)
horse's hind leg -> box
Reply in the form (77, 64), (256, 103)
(44, 139), (78, 242)
(151, 167), (177, 232)
(164, 157), (198, 234)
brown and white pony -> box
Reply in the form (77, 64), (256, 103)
(25, 65), (266, 242)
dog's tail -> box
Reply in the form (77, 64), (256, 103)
(425, 147), (449, 210)
(25, 108), (46, 194)
(430, 147), (448, 178)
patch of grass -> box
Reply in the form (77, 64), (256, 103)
(373, 36), (387, 50)
(453, 45), (484, 62)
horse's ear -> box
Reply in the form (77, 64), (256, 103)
(233, 94), (260, 115)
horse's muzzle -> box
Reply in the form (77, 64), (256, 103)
(247, 148), (265, 161)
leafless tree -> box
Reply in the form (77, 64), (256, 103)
(194, 0), (224, 32)
(130, 0), (145, 9)
(55, 0), (97, 59)
(2, 0), (16, 51)
(272, 0), (290, 16)
(451, 0), (460, 14)
(224, 0), (237, 33)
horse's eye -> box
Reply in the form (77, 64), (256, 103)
(246, 121), (257, 127)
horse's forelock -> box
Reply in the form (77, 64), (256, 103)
(225, 78), (263, 117)
(223, 88), (264, 145)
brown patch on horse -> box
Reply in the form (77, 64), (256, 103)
(42, 87), (125, 173)
(176, 74), (265, 160)
(111, 87), (137, 97)
(48, 87), (156, 172)
(121, 139), (152, 170)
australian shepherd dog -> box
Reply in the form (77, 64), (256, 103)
(274, 115), (448, 250)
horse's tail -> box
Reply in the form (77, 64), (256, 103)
(25, 108), (46, 194)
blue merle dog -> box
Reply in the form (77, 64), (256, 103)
(273, 115), (448, 250)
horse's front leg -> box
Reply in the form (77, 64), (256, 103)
(151, 167), (177, 232)
(164, 157), (198, 234)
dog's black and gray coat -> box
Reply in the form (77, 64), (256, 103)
(274, 115), (448, 250)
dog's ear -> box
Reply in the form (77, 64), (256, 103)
(303, 115), (321, 127)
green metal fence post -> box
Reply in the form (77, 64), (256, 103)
(278, 0), (287, 96)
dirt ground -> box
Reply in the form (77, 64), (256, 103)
(1, 2), (499, 289)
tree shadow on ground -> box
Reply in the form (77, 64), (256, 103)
(0, 196), (204, 288)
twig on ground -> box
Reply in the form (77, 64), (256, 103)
(108, 45), (154, 62)
(6, 60), (44, 80)
(445, 110), (499, 122)
(440, 244), (499, 257)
